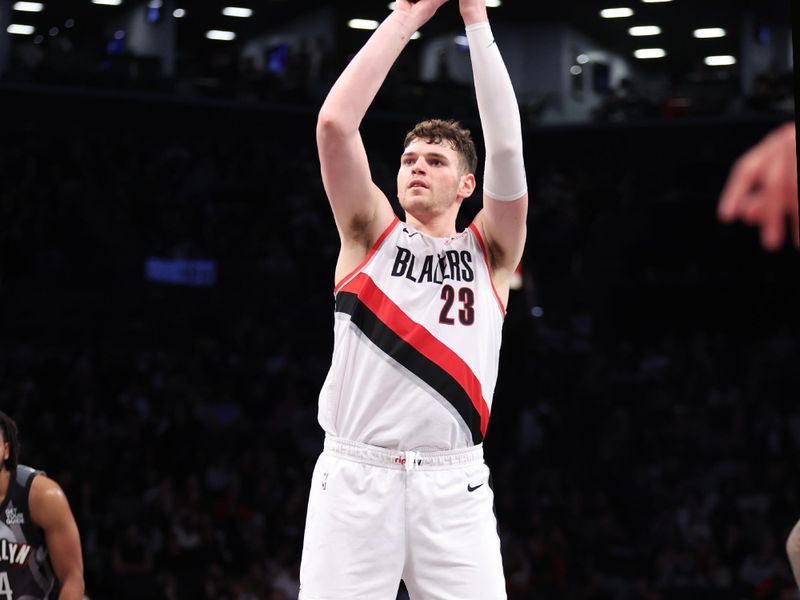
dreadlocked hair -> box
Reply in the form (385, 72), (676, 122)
(0, 412), (20, 471)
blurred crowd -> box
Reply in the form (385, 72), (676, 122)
(1, 93), (799, 599)
(2, 17), (793, 125)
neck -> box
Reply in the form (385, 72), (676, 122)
(405, 212), (459, 238)
(0, 468), (9, 502)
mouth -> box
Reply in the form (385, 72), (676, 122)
(408, 180), (429, 190)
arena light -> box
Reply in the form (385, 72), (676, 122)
(348, 18), (379, 30)
(694, 27), (726, 39)
(222, 7), (252, 18)
(629, 25), (661, 36)
(705, 55), (736, 66)
(91, 0), (123, 5)
(7, 23), (35, 34)
(206, 29), (236, 41)
(600, 8), (634, 18)
(13, 2), (44, 12)
(634, 47), (666, 59)
(173, 8), (185, 17)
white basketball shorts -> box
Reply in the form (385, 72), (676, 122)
(299, 436), (506, 600)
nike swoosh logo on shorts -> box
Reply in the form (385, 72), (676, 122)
(467, 483), (484, 492)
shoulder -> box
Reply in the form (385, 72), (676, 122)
(470, 206), (526, 271)
(29, 474), (71, 530)
(468, 213), (495, 263)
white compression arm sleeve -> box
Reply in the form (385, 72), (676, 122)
(465, 21), (527, 201)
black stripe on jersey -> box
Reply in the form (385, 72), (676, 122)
(336, 291), (483, 445)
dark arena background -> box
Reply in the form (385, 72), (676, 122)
(0, 0), (798, 598)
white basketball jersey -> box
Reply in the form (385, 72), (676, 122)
(318, 217), (506, 451)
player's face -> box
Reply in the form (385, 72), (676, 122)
(397, 139), (472, 217)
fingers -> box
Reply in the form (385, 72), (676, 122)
(718, 124), (799, 252)
(718, 149), (764, 223)
(783, 140), (799, 249)
(737, 136), (797, 251)
(764, 134), (798, 251)
(759, 198), (787, 253)
(784, 123), (800, 250)
(397, 0), (448, 22)
(790, 183), (800, 250)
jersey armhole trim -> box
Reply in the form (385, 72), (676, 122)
(468, 223), (507, 317)
(334, 216), (399, 294)
(23, 469), (41, 496)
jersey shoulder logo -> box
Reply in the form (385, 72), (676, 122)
(4, 505), (24, 526)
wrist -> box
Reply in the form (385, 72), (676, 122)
(389, 5), (433, 34)
(461, 9), (489, 25)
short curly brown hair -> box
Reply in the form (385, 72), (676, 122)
(404, 119), (478, 176)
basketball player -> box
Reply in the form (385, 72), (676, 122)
(718, 122), (798, 251)
(0, 412), (84, 599)
(299, 0), (526, 597)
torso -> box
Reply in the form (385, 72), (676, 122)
(318, 218), (506, 451)
(0, 466), (57, 600)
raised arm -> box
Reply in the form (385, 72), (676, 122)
(317, 0), (448, 282)
(29, 475), (84, 600)
(461, 0), (528, 305)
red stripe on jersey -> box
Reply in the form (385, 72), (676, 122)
(340, 272), (490, 437)
(334, 217), (399, 294)
(468, 223), (506, 316)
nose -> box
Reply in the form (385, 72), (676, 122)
(411, 157), (426, 173)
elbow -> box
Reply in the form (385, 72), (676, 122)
(787, 526), (800, 559)
(62, 571), (85, 598)
(788, 541), (800, 561)
(316, 110), (338, 134)
(316, 110), (355, 142)
(484, 127), (524, 165)
(488, 144), (521, 164)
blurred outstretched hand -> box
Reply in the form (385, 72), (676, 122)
(718, 122), (798, 251)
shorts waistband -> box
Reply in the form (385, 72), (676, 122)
(323, 436), (484, 471)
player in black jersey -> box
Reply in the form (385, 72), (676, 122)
(0, 412), (84, 600)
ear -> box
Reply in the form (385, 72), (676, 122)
(457, 172), (476, 201)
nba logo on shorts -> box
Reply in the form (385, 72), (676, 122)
(322, 472), (329, 491)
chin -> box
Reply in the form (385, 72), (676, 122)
(400, 196), (432, 216)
